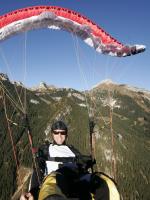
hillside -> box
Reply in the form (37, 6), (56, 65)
(88, 80), (150, 199)
(0, 76), (150, 199)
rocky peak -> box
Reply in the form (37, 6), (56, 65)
(13, 81), (24, 87)
(0, 73), (9, 81)
(39, 82), (49, 90)
(92, 79), (117, 89)
(30, 82), (56, 92)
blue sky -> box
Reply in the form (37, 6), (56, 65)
(0, 0), (150, 91)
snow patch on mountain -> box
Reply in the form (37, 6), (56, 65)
(101, 96), (121, 109)
(104, 149), (112, 161)
(78, 103), (86, 107)
(52, 97), (62, 101)
(68, 92), (85, 101)
(30, 99), (39, 104)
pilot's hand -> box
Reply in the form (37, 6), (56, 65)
(20, 192), (34, 200)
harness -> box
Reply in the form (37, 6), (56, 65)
(38, 141), (79, 158)
(35, 141), (93, 182)
(36, 142), (80, 175)
(47, 157), (76, 163)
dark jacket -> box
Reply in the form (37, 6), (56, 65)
(29, 141), (92, 198)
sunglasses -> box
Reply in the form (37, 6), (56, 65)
(53, 130), (67, 135)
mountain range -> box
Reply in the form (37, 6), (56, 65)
(0, 74), (150, 200)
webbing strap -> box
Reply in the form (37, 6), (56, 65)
(47, 156), (76, 163)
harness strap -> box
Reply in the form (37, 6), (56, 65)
(47, 157), (76, 163)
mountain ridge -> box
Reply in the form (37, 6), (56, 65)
(0, 74), (150, 199)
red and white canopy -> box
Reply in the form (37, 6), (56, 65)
(0, 6), (146, 57)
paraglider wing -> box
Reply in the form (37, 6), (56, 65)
(0, 6), (146, 57)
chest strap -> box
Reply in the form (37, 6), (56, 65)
(47, 157), (76, 163)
